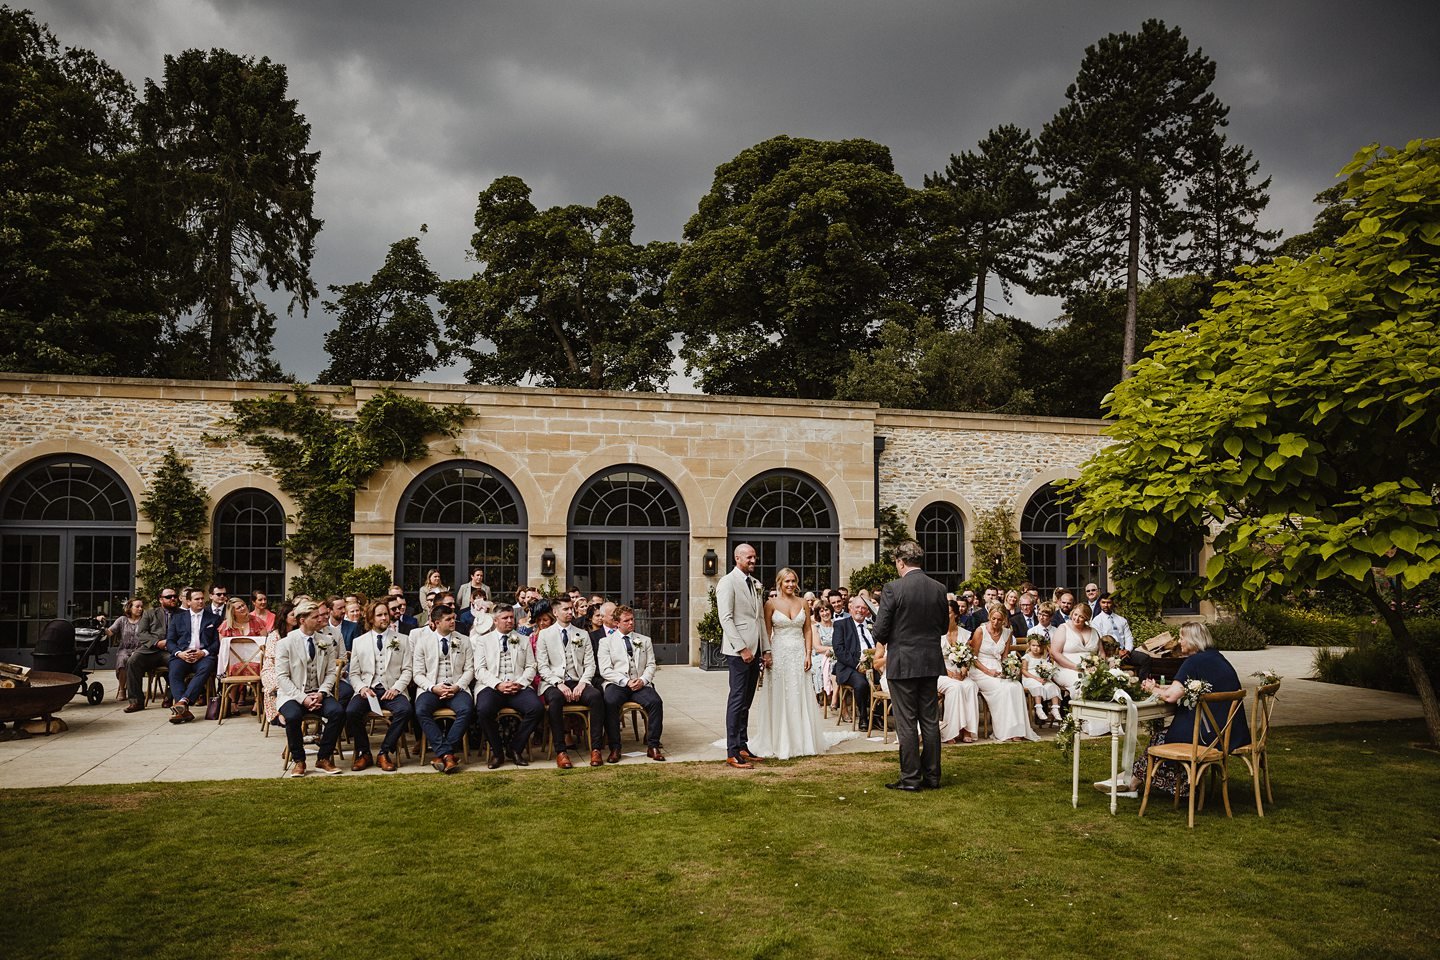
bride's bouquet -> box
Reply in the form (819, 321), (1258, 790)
(1001, 651), (1022, 681)
(946, 640), (974, 671)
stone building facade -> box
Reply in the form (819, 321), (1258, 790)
(0, 374), (1131, 665)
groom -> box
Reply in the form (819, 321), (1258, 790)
(717, 543), (769, 769)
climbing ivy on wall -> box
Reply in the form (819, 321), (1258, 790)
(219, 386), (469, 597)
(135, 447), (212, 601)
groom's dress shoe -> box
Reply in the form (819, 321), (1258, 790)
(725, 756), (754, 770)
(885, 781), (922, 792)
(738, 749), (763, 764)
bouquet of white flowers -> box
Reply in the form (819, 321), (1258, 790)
(946, 640), (974, 670)
(1250, 669), (1282, 687)
(1034, 660), (1055, 682)
(1180, 678), (1213, 709)
(1001, 651), (1022, 681)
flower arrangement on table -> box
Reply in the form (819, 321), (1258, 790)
(946, 640), (974, 671)
(1054, 654), (1144, 756)
(1001, 651), (1022, 681)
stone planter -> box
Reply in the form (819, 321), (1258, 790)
(699, 640), (727, 671)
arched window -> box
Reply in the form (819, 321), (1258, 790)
(213, 490), (286, 600)
(395, 462), (526, 605)
(0, 456), (135, 653)
(728, 470), (838, 593)
(569, 466), (688, 663)
(1020, 483), (1104, 597)
(916, 502), (965, 591)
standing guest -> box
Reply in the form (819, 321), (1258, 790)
(261, 601), (300, 726)
(418, 569), (446, 619)
(275, 599), (345, 777)
(411, 604), (473, 774)
(123, 588), (180, 712)
(250, 590), (276, 635)
(345, 600), (413, 772)
(938, 599), (979, 744)
(106, 598), (146, 698)
(535, 597), (607, 768)
(871, 541), (948, 792)
(473, 604), (543, 768)
(163, 588), (220, 723)
(717, 543), (768, 769)
(598, 605), (666, 762)
(455, 567), (491, 609)
(1093, 593), (1150, 680)
(830, 597), (876, 732)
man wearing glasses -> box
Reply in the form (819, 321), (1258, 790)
(207, 585), (229, 619)
(386, 595), (417, 635)
(123, 587), (181, 712)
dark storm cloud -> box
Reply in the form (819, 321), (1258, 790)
(26, 0), (1440, 381)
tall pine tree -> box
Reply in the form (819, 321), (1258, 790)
(1181, 135), (1280, 276)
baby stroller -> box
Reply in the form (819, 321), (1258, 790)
(30, 618), (109, 705)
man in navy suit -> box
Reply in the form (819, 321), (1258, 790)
(164, 588), (220, 723)
(830, 596), (876, 732)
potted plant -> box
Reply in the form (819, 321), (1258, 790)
(697, 586), (726, 671)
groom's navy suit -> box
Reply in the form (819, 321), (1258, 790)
(830, 615), (873, 730)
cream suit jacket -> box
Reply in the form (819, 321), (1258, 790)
(274, 628), (340, 710)
(348, 628), (412, 694)
(411, 630), (474, 692)
(472, 629), (537, 691)
(534, 623), (596, 693)
(717, 566), (767, 656)
(598, 631), (656, 688)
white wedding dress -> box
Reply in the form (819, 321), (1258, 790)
(747, 609), (856, 759)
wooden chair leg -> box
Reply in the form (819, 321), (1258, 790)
(1262, 753), (1274, 804)
(1185, 764), (1198, 828)
(1138, 756), (1157, 818)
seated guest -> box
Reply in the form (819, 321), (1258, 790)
(1120, 622), (1249, 796)
(250, 590), (276, 634)
(218, 596), (266, 714)
(340, 599), (366, 650)
(411, 604), (473, 774)
(346, 599), (413, 772)
(1092, 593), (1151, 681)
(473, 604), (543, 769)
(275, 599), (345, 777)
(124, 587), (180, 712)
(1012, 594), (1039, 639)
(387, 594), (418, 635)
(589, 600), (617, 662)
(261, 600), (299, 727)
(938, 599), (979, 743)
(457, 592), (492, 636)
(163, 588), (220, 723)
(597, 605), (666, 762)
(535, 597), (607, 768)
(1027, 603), (1057, 644)
(106, 598), (145, 701)
(829, 597), (875, 731)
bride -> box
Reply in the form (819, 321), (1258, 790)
(749, 568), (855, 759)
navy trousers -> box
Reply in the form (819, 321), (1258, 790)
(346, 691), (412, 757)
(603, 683), (663, 749)
(415, 689), (474, 758)
(279, 695), (344, 764)
(167, 653), (216, 704)
(474, 686), (544, 756)
(724, 653), (761, 759)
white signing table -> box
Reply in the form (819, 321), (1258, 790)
(1070, 697), (1175, 814)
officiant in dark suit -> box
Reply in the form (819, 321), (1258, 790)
(872, 540), (947, 792)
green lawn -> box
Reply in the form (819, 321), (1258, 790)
(3, 721), (1437, 960)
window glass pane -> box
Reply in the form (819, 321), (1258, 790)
(572, 470), (682, 529)
(1, 458), (134, 523)
(916, 503), (965, 591)
(214, 490), (285, 599)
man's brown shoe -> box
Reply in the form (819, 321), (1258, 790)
(431, 756), (446, 772)
(376, 752), (397, 772)
(725, 756), (754, 770)
(647, 746), (667, 761)
(124, 701), (144, 713)
(606, 748), (621, 764)
(442, 754), (460, 774)
(555, 751), (574, 770)
(286, 761), (307, 778)
(315, 758), (343, 775)
(590, 749), (604, 767)
(738, 749), (764, 764)
(351, 754), (373, 772)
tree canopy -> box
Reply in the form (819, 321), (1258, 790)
(442, 176), (677, 392)
(1065, 139), (1440, 743)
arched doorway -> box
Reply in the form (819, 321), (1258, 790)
(915, 502), (966, 592)
(213, 489), (286, 600)
(568, 466), (688, 664)
(394, 461), (527, 605)
(728, 470), (839, 593)
(0, 456), (135, 654)
(1020, 483), (1104, 597)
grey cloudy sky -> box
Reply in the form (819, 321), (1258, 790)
(29, 0), (1440, 384)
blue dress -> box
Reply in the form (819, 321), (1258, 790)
(1168, 648), (1250, 751)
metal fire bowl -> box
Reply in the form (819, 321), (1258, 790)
(0, 671), (82, 723)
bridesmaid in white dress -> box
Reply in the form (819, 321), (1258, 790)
(969, 605), (1039, 742)
(1050, 603), (1102, 699)
(748, 568), (854, 759)
(938, 599), (979, 743)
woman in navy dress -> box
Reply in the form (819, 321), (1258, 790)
(1123, 622), (1249, 797)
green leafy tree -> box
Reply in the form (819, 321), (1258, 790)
(925, 124), (1047, 327)
(318, 233), (445, 385)
(0, 8), (165, 375)
(1180, 135), (1280, 276)
(1065, 140), (1440, 745)
(136, 49), (321, 381)
(135, 447), (212, 601)
(441, 176), (676, 391)
(1039, 19), (1228, 380)
(672, 136), (932, 399)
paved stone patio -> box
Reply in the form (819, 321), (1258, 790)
(0, 646), (1422, 789)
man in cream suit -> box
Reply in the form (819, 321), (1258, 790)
(345, 600), (413, 772)
(717, 543), (769, 769)
(535, 597), (606, 769)
(275, 599), (345, 777)
(411, 604), (474, 774)
(597, 605), (665, 762)
(472, 604), (544, 769)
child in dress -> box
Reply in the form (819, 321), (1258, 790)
(1020, 634), (1063, 725)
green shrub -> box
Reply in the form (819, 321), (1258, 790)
(848, 561), (897, 594)
(1127, 615), (1170, 645)
(1210, 617), (1268, 651)
(1245, 604), (1361, 647)
(1312, 620), (1440, 694)
(339, 564), (393, 601)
